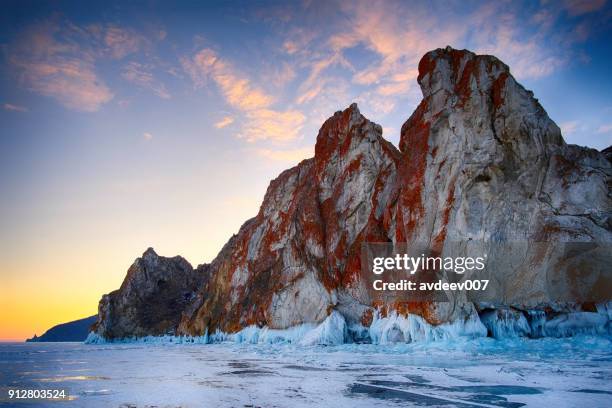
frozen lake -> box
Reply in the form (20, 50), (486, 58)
(1, 337), (611, 407)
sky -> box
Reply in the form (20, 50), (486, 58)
(1, 0), (611, 341)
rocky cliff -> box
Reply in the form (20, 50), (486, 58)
(91, 248), (207, 340)
(91, 47), (612, 343)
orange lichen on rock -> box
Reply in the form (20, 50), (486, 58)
(492, 72), (509, 109)
(432, 181), (456, 251)
(398, 99), (430, 239)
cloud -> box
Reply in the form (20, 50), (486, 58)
(560, 121), (579, 135)
(13, 57), (114, 112)
(103, 26), (144, 59)
(214, 116), (234, 129)
(7, 18), (169, 111)
(282, 28), (316, 55)
(296, 53), (352, 104)
(328, 1), (455, 87)
(563, 0), (607, 16)
(281, 0), (596, 122)
(143, 132), (153, 141)
(122, 62), (170, 99)
(282, 0), (573, 117)
(376, 80), (413, 96)
(296, 83), (326, 105)
(183, 48), (305, 142)
(182, 48), (273, 110)
(283, 40), (300, 55)
(256, 146), (313, 163)
(261, 62), (296, 88)
(278, 1), (458, 116)
(356, 92), (396, 115)
(242, 109), (305, 142)
(8, 19), (113, 112)
(3, 103), (28, 112)
(597, 124), (612, 134)
(470, 6), (568, 79)
(300, 78), (351, 125)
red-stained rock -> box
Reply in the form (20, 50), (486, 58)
(93, 47), (612, 341)
(178, 103), (401, 334)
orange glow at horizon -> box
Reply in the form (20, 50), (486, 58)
(0, 189), (267, 342)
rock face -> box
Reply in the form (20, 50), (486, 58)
(92, 248), (207, 340)
(93, 47), (612, 341)
(395, 48), (611, 309)
(178, 102), (401, 335)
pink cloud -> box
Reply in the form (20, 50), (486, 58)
(183, 48), (273, 110)
(597, 124), (612, 134)
(560, 121), (580, 135)
(122, 62), (171, 99)
(296, 53), (352, 104)
(9, 20), (113, 112)
(103, 26), (144, 59)
(284, 0), (589, 120)
(183, 48), (305, 143)
(13, 57), (113, 112)
(7, 18), (169, 112)
(241, 109), (305, 143)
(214, 116), (234, 129)
(3, 103), (28, 112)
(563, 0), (607, 16)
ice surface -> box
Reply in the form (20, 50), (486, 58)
(3, 335), (612, 407)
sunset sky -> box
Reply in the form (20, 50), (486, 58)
(1, 0), (611, 341)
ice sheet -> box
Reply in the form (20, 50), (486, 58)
(2, 335), (611, 407)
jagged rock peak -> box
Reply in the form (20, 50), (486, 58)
(91, 248), (206, 340)
(314, 103), (388, 171)
(401, 45), (564, 155)
(335, 102), (359, 116)
(143, 247), (158, 257)
(316, 103), (374, 147)
(417, 46), (510, 99)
